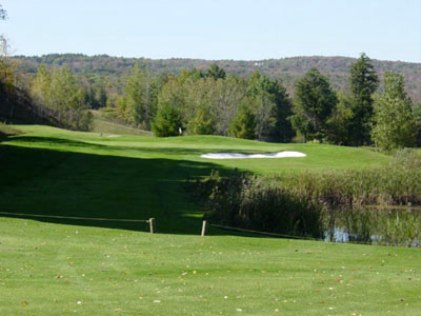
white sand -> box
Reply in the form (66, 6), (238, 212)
(200, 151), (306, 159)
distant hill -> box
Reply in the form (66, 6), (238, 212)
(12, 54), (421, 103)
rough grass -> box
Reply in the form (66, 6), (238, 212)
(1, 217), (421, 316)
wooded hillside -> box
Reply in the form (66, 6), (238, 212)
(13, 54), (421, 103)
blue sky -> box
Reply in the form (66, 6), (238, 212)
(1, 0), (420, 62)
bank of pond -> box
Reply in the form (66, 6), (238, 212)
(193, 150), (421, 247)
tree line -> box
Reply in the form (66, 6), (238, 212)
(104, 53), (419, 150)
(7, 52), (421, 150)
(14, 53), (421, 104)
(291, 54), (417, 149)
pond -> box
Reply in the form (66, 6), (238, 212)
(323, 207), (421, 247)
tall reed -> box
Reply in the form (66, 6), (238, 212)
(192, 149), (421, 241)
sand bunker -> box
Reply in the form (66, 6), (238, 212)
(200, 151), (306, 159)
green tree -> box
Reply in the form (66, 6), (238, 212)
(209, 75), (246, 136)
(84, 78), (108, 109)
(48, 66), (92, 130)
(157, 76), (187, 114)
(182, 77), (213, 134)
(349, 53), (379, 145)
(206, 64), (226, 80)
(414, 103), (421, 146)
(292, 68), (337, 142)
(152, 103), (183, 137)
(247, 72), (293, 142)
(326, 93), (354, 145)
(372, 72), (416, 151)
(158, 74), (245, 137)
(121, 64), (154, 129)
(31, 65), (51, 107)
(229, 102), (256, 139)
(188, 104), (216, 135)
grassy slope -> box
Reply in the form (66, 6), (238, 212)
(2, 125), (419, 315)
(0, 125), (390, 233)
(90, 110), (153, 136)
(6, 125), (390, 171)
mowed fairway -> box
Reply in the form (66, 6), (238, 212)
(1, 125), (420, 315)
(1, 218), (421, 315)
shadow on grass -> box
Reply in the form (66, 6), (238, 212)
(0, 143), (238, 235)
(6, 135), (286, 157)
(5, 135), (211, 157)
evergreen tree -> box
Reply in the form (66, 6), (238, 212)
(372, 72), (416, 151)
(188, 104), (216, 135)
(229, 102), (256, 139)
(247, 72), (293, 142)
(84, 79), (108, 109)
(291, 68), (337, 142)
(326, 93), (354, 145)
(349, 53), (379, 145)
(247, 72), (276, 141)
(206, 64), (226, 80)
(152, 103), (183, 137)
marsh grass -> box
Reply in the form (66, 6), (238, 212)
(197, 149), (421, 244)
(194, 172), (324, 238)
(324, 207), (421, 246)
(284, 149), (421, 208)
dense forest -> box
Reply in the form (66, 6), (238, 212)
(1, 53), (420, 149)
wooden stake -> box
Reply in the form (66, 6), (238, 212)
(201, 220), (207, 237)
(149, 218), (156, 234)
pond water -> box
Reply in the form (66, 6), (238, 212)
(322, 207), (421, 247)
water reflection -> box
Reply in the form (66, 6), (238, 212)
(323, 207), (421, 247)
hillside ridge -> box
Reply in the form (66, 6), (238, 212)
(13, 54), (421, 103)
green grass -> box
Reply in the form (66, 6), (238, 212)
(0, 125), (391, 233)
(90, 110), (152, 136)
(6, 125), (390, 173)
(1, 217), (421, 315)
(1, 125), (418, 315)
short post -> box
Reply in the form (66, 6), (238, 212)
(201, 220), (208, 237)
(148, 218), (156, 234)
